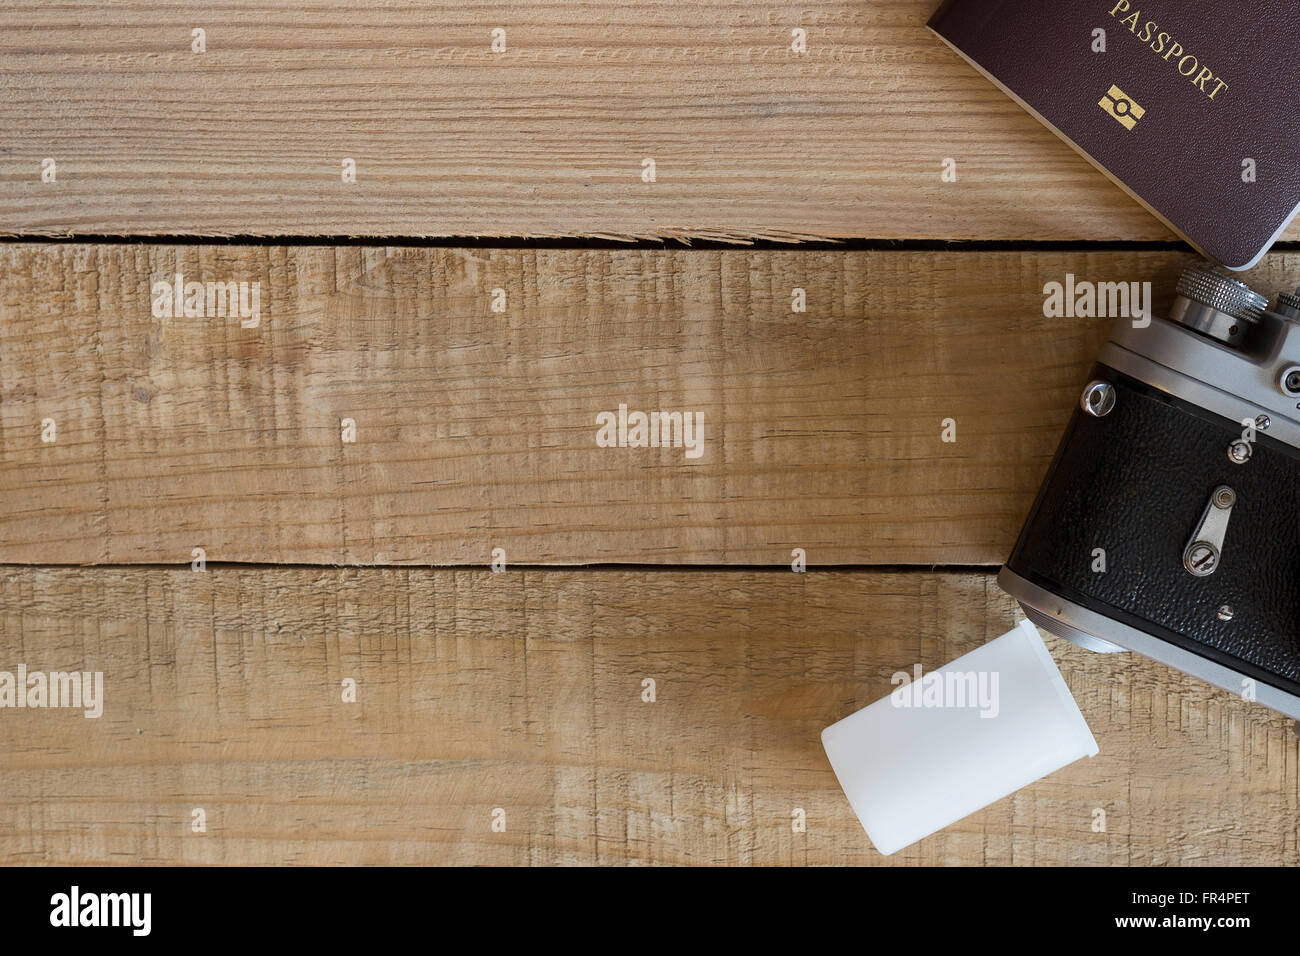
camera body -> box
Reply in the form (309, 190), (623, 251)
(1000, 265), (1300, 719)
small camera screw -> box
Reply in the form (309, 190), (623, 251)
(1217, 604), (1234, 622)
(1185, 543), (1219, 575)
(1080, 381), (1116, 418)
(1227, 440), (1252, 464)
(1255, 414), (1271, 430)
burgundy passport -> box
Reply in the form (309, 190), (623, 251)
(928, 0), (1300, 269)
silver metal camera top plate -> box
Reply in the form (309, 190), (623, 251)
(1104, 312), (1300, 452)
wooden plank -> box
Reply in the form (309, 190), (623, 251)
(4, 0), (1288, 242)
(6, 244), (1300, 566)
(0, 565), (1294, 866)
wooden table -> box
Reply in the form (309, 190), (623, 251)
(1, 0), (1297, 866)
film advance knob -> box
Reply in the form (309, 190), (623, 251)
(1170, 266), (1268, 347)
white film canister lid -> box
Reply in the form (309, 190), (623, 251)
(821, 618), (1098, 856)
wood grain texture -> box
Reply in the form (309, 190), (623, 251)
(2, 565), (1296, 866)
(5, 0), (1291, 242)
(6, 244), (1300, 567)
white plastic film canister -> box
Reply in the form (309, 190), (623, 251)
(821, 618), (1098, 856)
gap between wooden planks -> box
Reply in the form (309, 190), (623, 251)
(5, 244), (1300, 566)
(1, 565), (1295, 866)
(5, 0), (1296, 242)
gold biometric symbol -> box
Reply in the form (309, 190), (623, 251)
(1099, 84), (1146, 130)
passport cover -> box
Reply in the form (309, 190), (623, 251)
(928, 0), (1300, 270)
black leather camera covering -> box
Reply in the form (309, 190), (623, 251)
(1006, 364), (1300, 698)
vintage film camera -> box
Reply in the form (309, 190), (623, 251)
(1000, 264), (1300, 718)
